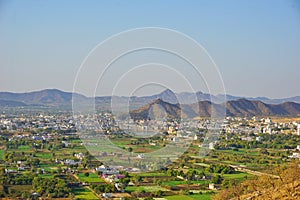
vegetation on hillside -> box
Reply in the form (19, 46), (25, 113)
(213, 161), (300, 200)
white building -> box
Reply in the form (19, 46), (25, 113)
(173, 137), (179, 142)
(209, 183), (216, 190)
(74, 152), (85, 159)
(209, 142), (214, 150)
(289, 152), (300, 159)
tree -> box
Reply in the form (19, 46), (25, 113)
(84, 172), (89, 177)
(156, 180), (162, 186)
(212, 174), (222, 184)
(57, 166), (62, 174)
(167, 169), (174, 176)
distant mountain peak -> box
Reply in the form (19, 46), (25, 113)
(159, 89), (174, 95)
(130, 98), (181, 120)
(152, 98), (164, 104)
(1, 89), (300, 117)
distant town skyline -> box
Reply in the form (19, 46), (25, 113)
(0, 0), (299, 98)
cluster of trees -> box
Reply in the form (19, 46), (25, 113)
(4, 139), (32, 150)
(3, 173), (36, 185)
(32, 177), (71, 198)
(3, 152), (40, 166)
(0, 186), (31, 199)
(217, 133), (300, 150)
(205, 164), (234, 174)
(90, 184), (116, 194)
(207, 150), (283, 166)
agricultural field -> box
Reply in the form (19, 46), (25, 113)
(72, 187), (99, 200)
(165, 193), (213, 200)
(17, 145), (31, 151)
(35, 152), (53, 159)
(77, 173), (104, 183)
(125, 185), (170, 193)
(162, 180), (210, 187)
(0, 149), (4, 160)
(134, 172), (168, 177)
(222, 172), (253, 181)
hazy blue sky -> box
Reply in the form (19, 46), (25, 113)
(0, 0), (299, 98)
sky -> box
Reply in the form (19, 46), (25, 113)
(0, 0), (299, 98)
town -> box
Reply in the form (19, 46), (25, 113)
(0, 111), (299, 199)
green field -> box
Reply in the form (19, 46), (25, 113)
(135, 172), (168, 177)
(38, 174), (54, 179)
(218, 149), (260, 156)
(166, 194), (212, 200)
(125, 185), (170, 192)
(69, 138), (83, 143)
(223, 172), (253, 180)
(39, 163), (60, 171)
(77, 173), (104, 183)
(17, 145), (31, 151)
(35, 152), (53, 159)
(72, 187), (99, 200)
(0, 150), (4, 160)
(162, 180), (210, 187)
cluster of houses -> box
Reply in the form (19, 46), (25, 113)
(0, 113), (76, 133)
(94, 165), (126, 183)
(223, 117), (300, 135)
(288, 145), (300, 159)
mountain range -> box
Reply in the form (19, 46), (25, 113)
(129, 98), (300, 119)
(0, 89), (300, 117)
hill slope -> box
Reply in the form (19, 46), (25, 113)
(130, 98), (300, 119)
(0, 89), (300, 117)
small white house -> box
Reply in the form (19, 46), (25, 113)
(209, 183), (216, 190)
(289, 152), (300, 159)
(209, 142), (214, 150)
(173, 137), (179, 142)
(102, 193), (113, 198)
(137, 154), (144, 159)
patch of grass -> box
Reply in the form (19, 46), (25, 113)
(8, 185), (32, 192)
(165, 195), (193, 200)
(39, 164), (60, 171)
(17, 145), (31, 151)
(0, 150), (5, 160)
(218, 149), (260, 156)
(142, 186), (170, 192)
(223, 172), (254, 180)
(69, 139), (83, 143)
(72, 187), (99, 200)
(38, 174), (54, 179)
(165, 194), (212, 200)
(77, 173), (104, 183)
(189, 193), (212, 200)
(125, 185), (169, 192)
(134, 172), (167, 177)
(162, 180), (210, 187)
(110, 138), (132, 146)
(35, 152), (53, 159)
